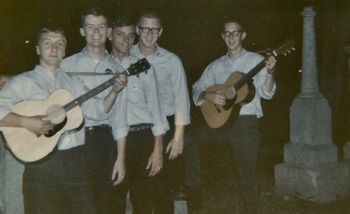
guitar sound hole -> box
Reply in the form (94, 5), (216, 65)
(45, 117), (68, 138)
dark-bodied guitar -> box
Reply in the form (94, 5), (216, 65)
(200, 41), (295, 129)
(2, 58), (150, 162)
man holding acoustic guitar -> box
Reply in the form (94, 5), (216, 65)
(192, 19), (277, 213)
(0, 27), (127, 214)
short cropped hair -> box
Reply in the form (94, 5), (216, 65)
(222, 18), (245, 32)
(81, 7), (109, 27)
(137, 10), (162, 27)
(36, 27), (66, 45)
(110, 16), (135, 29)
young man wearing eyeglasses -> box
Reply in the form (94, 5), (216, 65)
(106, 16), (171, 214)
(191, 19), (277, 213)
(130, 11), (191, 213)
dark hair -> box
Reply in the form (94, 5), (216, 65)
(81, 7), (109, 27)
(222, 18), (245, 32)
(36, 27), (66, 45)
(110, 16), (135, 29)
(137, 10), (162, 27)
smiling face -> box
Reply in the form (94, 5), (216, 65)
(36, 31), (66, 71)
(109, 25), (136, 58)
(80, 15), (110, 48)
(222, 22), (246, 53)
(136, 17), (162, 52)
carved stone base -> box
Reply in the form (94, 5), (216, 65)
(275, 161), (349, 203)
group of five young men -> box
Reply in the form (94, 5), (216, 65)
(0, 7), (277, 214)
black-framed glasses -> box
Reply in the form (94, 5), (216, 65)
(138, 26), (161, 34)
(222, 30), (242, 38)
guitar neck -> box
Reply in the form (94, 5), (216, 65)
(61, 58), (149, 112)
(63, 75), (117, 112)
(233, 59), (266, 90)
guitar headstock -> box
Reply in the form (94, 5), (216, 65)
(126, 58), (151, 76)
(271, 40), (296, 57)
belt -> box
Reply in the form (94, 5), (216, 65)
(85, 124), (111, 131)
(239, 115), (257, 119)
(129, 123), (153, 132)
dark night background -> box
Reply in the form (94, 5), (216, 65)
(1, 0), (350, 212)
(0, 0), (349, 156)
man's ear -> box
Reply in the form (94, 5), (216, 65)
(80, 28), (85, 37)
(241, 32), (247, 40)
(107, 27), (112, 38)
(107, 32), (112, 41)
(158, 28), (163, 37)
(136, 26), (140, 35)
(36, 46), (40, 55)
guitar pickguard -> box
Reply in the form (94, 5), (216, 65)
(45, 117), (68, 137)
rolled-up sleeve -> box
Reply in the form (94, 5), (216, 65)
(170, 57), (191, 125)
(192, 64), (215, 106)
(254, 68), (276, 100)
(109, 90), (128, 140)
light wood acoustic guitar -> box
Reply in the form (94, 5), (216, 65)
(2, 58), (150, 162)
(200, 41), (295, 129)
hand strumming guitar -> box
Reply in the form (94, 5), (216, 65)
(203, 86), (237, 107)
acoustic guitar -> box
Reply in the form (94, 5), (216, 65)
(200, 41), (295, 129)
(2, 58), (150, 162)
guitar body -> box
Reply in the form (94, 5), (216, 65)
(2, 89), (84, 162)
(200, 41), (295, 129)
(200, 72), (255, 129)
(1, 58), (151, 162)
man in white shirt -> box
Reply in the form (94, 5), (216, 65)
(60, 8), (123, 213)
(0, 27), (126, 214)
(107, 16), (171, 214)
(130, 10), (191, 205)
(192, 19), (277, 213)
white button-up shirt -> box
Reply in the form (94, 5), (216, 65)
(131, 45), (191, 126)
(107, 54), (168, 140)
(192, 49), (276, 118)
(0, 66), (109, 150)
(61, 48), (119, 127)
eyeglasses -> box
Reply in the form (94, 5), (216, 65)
(138, 26), (161, 34)
(222, 30), (242, 38)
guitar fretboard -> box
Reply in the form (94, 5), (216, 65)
(63, 75), (117, 112)
(61, 58), (150, 112)
(233, 60), (266, 90)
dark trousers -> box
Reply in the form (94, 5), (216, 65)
(23, 146), (96, 214)
(184, 116), (261, 212)
(85, 125), (126, 214)
(162, 116), (185, 193)
(126, 128), (173, 214)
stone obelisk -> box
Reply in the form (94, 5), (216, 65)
(274, 7), (349, 203)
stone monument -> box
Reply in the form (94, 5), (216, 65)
(275, 6), (349, 203)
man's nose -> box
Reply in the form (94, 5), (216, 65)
(51, 44), (57, 51)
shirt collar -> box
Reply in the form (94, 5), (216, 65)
(226, 48), (247, 60)
(134, 43), (163, 58)
(35, 65), (62, 80)
(81, 47), (109, 61)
